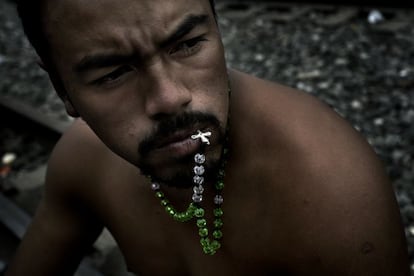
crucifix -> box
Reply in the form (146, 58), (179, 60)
(191, 130), (212, 145)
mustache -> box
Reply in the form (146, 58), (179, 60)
(138, 112), (221, 156)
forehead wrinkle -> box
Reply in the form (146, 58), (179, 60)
(44, 3), (133, 63)
(69, 28), (137, 69)
(130, 0), (208, 43)
(43, 0), (212, 71)
(70, 20), (176, 71)
(72, 8), (174, 61)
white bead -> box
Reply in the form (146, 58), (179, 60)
(194, 153), (206, 164)
(193, 185), (204, 195)
(192, 193), (203, 203)
(193, 175), (204, 185)
(194, 165), (205, 176)
(151, 183), (160, 191)
(214, 195), (223, 205)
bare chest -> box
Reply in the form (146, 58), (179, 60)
(115, 219), (285, 275)
(91, 151), (298, 275)
(97, 178), (288, 275)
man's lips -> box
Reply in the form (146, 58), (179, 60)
(155, 129), (198, 149)
(142, 124), (216, 159)
(146, 128), (205, 159)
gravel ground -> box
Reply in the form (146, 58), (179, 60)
(1, 0), (414, 271)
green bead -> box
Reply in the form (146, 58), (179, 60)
(194, 208), (205, 218)
(200, 238), (210, 247)
(187, 203), (197, 212)
(200, 238), (210, 248)
(160, 199), (169, 206)
(199, 227), (208, 237)
(184, 211), (193, 220)
(173, 213), (181, 221)
(215, 181), (224, 191)
(196, 219), (207, 228)
(186, 205), (195, 216)
(218, 169), (225, 177)
(179, 210), (194, 221)
(213, 218), (223, 228)
(174, 213), (185, 222)
(165, 206), (175, 216)
(155, 191), (164, 199)
(203, 246), (216, 255)
(211, 240), (221, 250)
(213, 230), (223, 239)
(202, 246), (210, 254)
(213, 208), (223, 217)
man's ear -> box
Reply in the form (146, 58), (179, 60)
(51, 76), (81, 118)
(38, 59), (80, 118)
(61, 94), (80, 118)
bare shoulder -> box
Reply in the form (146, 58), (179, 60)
(46, 119), (109, 199)
(49, 118), (112, 174)
(47, 118), (135, 196)
(230, 70), (409, 274)
(47, 118), (147, 215)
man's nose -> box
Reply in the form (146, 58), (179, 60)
(144, 63), (192, 119)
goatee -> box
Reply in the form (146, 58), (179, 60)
(137, 111), (225, 188)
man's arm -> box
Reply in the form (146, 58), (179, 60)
(230, 71), (409, 275)
(5, 198), (103, 276)
(297, 145), (409, 275)
(278, 91), (410, 275)
(6, 121), (104, 276)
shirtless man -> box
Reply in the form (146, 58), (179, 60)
(6, 0), (409, 275)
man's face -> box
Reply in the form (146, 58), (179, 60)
(43, 0), (229, 186)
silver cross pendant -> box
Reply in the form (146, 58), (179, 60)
(191, 130), (212, 145)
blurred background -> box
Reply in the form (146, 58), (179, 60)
(0, 0), (413, 275)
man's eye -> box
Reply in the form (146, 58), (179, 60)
(93, 65), (134, 85)
(171, 36), (207, 56)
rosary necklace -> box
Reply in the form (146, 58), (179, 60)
(150, 127), (229, 255)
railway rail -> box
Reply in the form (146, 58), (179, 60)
(0, 101), (105, 276)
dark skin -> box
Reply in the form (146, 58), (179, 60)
(6, 0), (409, 275)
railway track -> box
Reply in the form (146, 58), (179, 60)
(0, 101), (106, 276)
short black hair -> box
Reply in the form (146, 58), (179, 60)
(15, 0), (216, 65)
(15, 0), (48, 63)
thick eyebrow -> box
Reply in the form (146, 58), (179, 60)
(73, 14), (209, 74)
(160, 14), (209, 48)
(74, 53), (137, 74)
